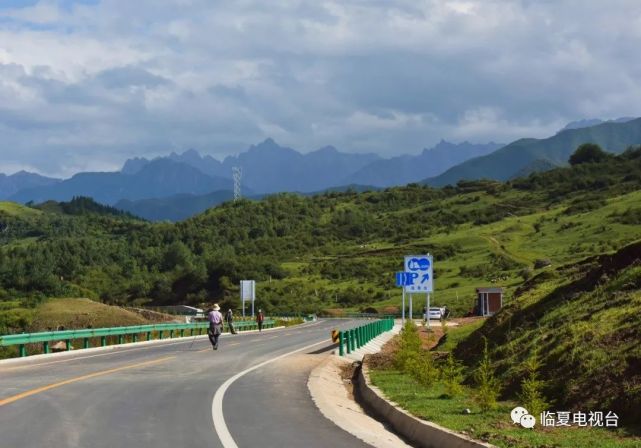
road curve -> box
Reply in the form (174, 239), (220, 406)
(0, 319), (370, 448)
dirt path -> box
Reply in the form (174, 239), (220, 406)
(481, 235), (531, 265)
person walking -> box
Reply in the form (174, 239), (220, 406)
(256, 309), (265, 332)
(207, 304), (224, 350)
(225, 308), (236, 334)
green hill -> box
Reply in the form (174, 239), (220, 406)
(455, 240), (641, 425)
(426, 117), (641, 186)
(0, 201), (42, 217)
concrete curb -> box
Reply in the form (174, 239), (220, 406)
(0, 325), (286, 366)
(356, 363), (496, 448)
(308, 355), (412, 448)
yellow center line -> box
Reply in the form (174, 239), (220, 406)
(197, 341), (242, 352)
(0, 356), (174, 407)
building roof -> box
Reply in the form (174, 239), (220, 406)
(476, 287), (504, 293)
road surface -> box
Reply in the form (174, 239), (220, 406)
(0, 319), (371, 448)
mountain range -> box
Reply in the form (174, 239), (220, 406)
(425, 117), (641, 186)
(3, 117), (640, 220)
(0, 171), (60, 200)
(559, 116), (636, 132)
(10, 159), (233, 205)
(348, 140), (503, 187)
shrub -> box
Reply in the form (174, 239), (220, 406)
(520, 267), (533, 281)
(441, 352), (464, 397)
(414, 352), (439, 387)
(473, 338), (501, 412)
(518, 354), (549, 417)
(394, 321), (421, 371)
(534, 258), (552, 269)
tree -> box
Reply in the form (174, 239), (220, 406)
(569, 143), (609, 165)
(441, 352), (465, 397)
(518, 354), (549, 417)
(474, 337), (501, 412)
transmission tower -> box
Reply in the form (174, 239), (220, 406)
(232, 167), (242, 201)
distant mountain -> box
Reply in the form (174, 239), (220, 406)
(223, 139), (381, 193)
(347, 140), (503, 187)
(560, 117), (636, 132)
(11, 159), (233, 205)
(121, 140), (380, 194)
(120, 157), (149, 175)
(115, 190), (236, 222)
(0, 171), (60, 199)
(425, 117), (641, 187)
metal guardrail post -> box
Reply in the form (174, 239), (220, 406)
(132, 334), (138, 343)
(19, 344), (26, 357)
(159, 330), (163, 340)
(101, 336), (107, 347)
(43, 341), (49, 354)
(180, 329), (185, 337)
(339, 331), (344, 356)
(345, 330), (351, 354)
(147, 331), (152, 341)
(84, 337), (90, 349)
(65, 340), (71, 351)
(118, 335), (124, 345)
(351, 329), (356, 351)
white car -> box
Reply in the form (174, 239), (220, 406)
(425, 307), (445, 320)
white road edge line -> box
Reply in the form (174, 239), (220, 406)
(211, 338), (329, 448)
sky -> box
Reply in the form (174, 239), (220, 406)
(1, 0), (640, 177)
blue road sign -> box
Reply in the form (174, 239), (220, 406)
(396, 272), (418, 286)
(403, 255), (433, 292)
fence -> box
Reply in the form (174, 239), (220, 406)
(0, 319), (275, 358)
(336, 317), (394, 356)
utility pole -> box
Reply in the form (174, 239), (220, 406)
(232, 167), (242, 201)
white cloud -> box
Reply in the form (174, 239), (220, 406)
(0, 0), (640, 176)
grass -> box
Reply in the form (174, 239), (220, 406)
(0, 201), (41, 217)
(30, 298), (154, 331)
(265, 188), (641, 317)
(370, 368), (641, 448)
(436, 318), (486, 352)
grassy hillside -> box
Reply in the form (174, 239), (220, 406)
(455, 240), (641, 424)
(30, 298), (152, 330)
(0, 201), (42, 217)
(426, 117), (641, 186)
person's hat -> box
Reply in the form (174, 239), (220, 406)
(212, 304), (220, 311)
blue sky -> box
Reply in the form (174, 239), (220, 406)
(0, 0), (640, 177)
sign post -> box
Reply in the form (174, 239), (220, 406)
(240, 280), (256, 318)
(403, 255), (433, 327)
(397, 257), (433, 326)
(402, 288), (406, 325)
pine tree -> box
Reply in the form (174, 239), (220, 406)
(518, 354), (549, 417)
(474, 337), (501, 411)
(441, 352), (464, 397)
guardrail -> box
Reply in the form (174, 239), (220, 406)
(0, 319), (275, 358)
(336, 317), (394, 357)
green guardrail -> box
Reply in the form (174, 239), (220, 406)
(0, 319), (276, 358)
(336, 317), (394, 357)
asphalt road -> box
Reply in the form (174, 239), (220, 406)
(0, 319), (371, 448)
